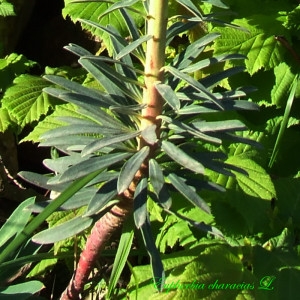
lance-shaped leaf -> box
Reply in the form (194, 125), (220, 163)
(165, 65), (224, 109)
(149, 159), (172, 209)
(0, 197), (35, 249)
(64, 43), (93, 57)
(161, 140), (205, 174)
(32, 216), (93, 244)
(84, 178), (118, 217)
(134, 177), (148, 229)
(155, 82), (181, 111)
(140, 216), (165, 292)
(168, 173), (211, 214)
(43, 74), (116, 106)
(118, 146), (150, 193)
(27, 188), (97, 213)
(107, 221), (134, 298)
(79, 58), (140, 102)
(115, 35), (152, 60)
(173, 33), (221, 70)
(81, 131), (140, 157)
(160, 115), (222, 144)
(200, 66), (245, 88)
(181, 54), (246, 73)
(99, 0), (142, 18)
(50, 152), (131, 184)
(191, 119), (247, 133)
(43, 87), (125, 128)
(175, 0), (203, 19)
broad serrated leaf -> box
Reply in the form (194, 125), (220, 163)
(213, 17), (285, 75)
(149, 159), (172, 209)
(2, 75), (55, 128)
(271, 62), (296, 107)
(118, 146), (150, 193)
(32, 216), (93, 244)
(21, 103), (95, 143)
(226, 156), (276, 200)
(0, 108), (15, 132)
(63, 0), (144, 55)
(167, 173), (211, 214)
(161, 140), (205, 174)
(0, 1), (15, 17)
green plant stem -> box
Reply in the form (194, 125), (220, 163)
(140, 0), (168, 142)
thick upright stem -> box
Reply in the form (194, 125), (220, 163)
(140, 0), (168, 136)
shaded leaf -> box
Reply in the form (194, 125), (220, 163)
(161, 140), (205, 174)
(134, 177), (148, 228)
(149, 159), (172, 209)
(118, 146), (150, 193)
(32, 216), (93, 244)
(168, 173), (211, 214)
(84, 178), (118, 217)
(51, 152), (131, 184)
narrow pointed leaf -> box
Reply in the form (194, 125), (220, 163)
(134, 177), (148, 229)
(51, 152), (131, 184)
(155, 83), (180, 111)
(84, 178), (118, 217)
(140, 217), (165, 292)
(64, 43), (93, 57)
(191, 120), (247, 133)
(165, 66), (223, 109)
(181, 54), (245, 73)
(32, 216), (93, 244)
(0, 197), (35, 248)
(0, 169), (103, 264)
(116, 35), (152, 60)
(162, 140), (205, 174)
(149, 159), (172, 209)
(99, 0), (141, 18)
(175, 0), (203, 18)
(168, 173), (211, 214)
(107, 221), (134, 298)
(82, 131), (140, 157)
(118, 146), (150, 193)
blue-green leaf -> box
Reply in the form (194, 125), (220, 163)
(161, 140), (205, 174)
(134, 177), (148, 229)
(0, 197), (35, 248)
(84, 178), (118, 217)
(140, 217), (165, 292)
(168, 173), (211, 214)
(32, 216), (93, 244)
(118, 146), (150, 193)
(149, 159), (172, 209)
(0, 281), (44, 299)
(50, 152), (131, 184)
(155, 83), (181, 111)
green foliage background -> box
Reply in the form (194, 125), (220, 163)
(0, 0), (299, 299)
